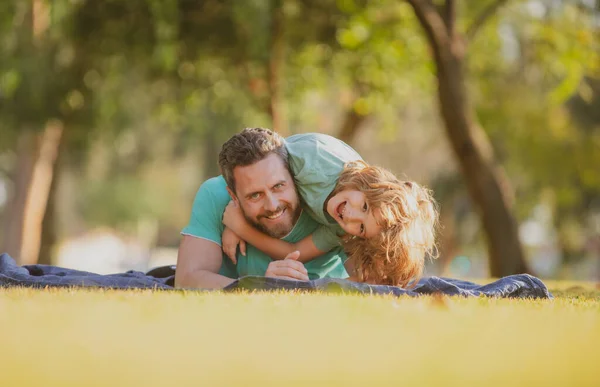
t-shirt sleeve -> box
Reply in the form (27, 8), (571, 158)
(181, 179), (227, 246)
(311, 225), (342, 252)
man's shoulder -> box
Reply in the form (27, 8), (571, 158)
(192, 175), (230, 213)
(200, 175), (227, 192)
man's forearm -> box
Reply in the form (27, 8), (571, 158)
(175, 269), (235, 290)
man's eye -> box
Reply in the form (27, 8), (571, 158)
(274, 183), (284, 189)
(363, 202), (368, 212)
(250, 193), (261, 199)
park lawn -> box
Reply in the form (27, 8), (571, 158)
(1, 281), (598, 387)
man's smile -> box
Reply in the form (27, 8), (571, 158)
(263, 207), (286, 221)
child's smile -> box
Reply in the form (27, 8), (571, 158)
(327, 190), (382, 238)
(336, 201), (347, 219)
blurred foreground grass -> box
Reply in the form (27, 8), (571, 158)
(1, 281), (598, 387)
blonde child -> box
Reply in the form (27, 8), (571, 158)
(222, 131), (438, 287)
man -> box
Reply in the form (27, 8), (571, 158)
(175, 128), (348, 289)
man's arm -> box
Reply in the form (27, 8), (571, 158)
(176, 235), (310, 287)
(175, 235), (235, 289)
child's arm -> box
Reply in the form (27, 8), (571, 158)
(222, 226), (246, 264)
(222, 200), (326, 263)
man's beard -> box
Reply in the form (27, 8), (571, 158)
(243, 203), (301, 239)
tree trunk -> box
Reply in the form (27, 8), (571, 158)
(337, 107), (368, 146)
(20, 121), (64, 265)
(407, 0), (529, 276)
(267, 0), (287, 135)
(38, 142), (62, 266)
(437, 197), (459, 275)
(438, 51), (528, 276)
(1, 130), (37, 261)
(0, 0), (61, 265)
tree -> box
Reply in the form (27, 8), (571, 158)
(0, 1), (71, 264)
(405, 0), (529, 276)
(470, 0), (600, 272)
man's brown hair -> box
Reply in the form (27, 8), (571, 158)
(218, 127), (289, 193)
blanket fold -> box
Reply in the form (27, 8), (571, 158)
(0, 253), (552, 298)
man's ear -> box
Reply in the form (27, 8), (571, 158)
(226, 186), (239, 203)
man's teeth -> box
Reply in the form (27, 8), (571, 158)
(266, 210), (284, 219)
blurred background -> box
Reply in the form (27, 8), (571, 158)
(0, 0), (598, 280)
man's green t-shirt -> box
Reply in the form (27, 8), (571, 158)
(285, 133), (363, 252)
(181, 176), (349, 280)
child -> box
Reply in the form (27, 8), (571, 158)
(222, 132), (438, 287)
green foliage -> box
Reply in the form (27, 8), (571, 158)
(467, 0), (600, 262)
(80, 177), (160, 229)
(1, 0), (598, 272)
(285, 0), (436, 139)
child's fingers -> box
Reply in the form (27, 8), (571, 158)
(225, 245), (237, 264)
(240, 240), (246, 256)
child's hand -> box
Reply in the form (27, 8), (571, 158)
(222, 227), (246, 264)
(223, 200), (248, 234)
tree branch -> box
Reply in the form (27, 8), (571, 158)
(338, 106), (369, 146)
(406, 0), (451, 62)
(466, 0), (509, 42)
(444, 0), (456, 37)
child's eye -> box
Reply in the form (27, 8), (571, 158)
(362, 202), (368, 212)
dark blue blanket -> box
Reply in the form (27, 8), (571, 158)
(0, 253), (552, 298)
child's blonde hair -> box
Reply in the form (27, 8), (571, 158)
(333, 161), (438, 287)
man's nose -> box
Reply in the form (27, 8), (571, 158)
(264, 193), (279, 211)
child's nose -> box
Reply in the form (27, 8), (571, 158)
(345, 209), (361, 222)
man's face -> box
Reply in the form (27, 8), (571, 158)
(228, 153), (301, 238)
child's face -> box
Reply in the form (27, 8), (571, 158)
(326, 190), (382, 238)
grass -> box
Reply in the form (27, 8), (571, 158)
(1, 281), (598, 387)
